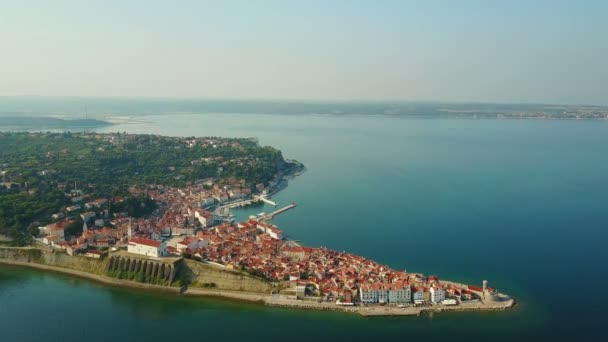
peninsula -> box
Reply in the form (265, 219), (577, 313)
(0, 132), (513, 316)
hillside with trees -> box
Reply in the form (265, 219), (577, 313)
(0, 132), (299, 244)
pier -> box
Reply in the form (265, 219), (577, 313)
(219, 198), (261, 209)
(254, 195), (277, 207)
(259, 203), (297, 220)
(219, 194), (277, 211)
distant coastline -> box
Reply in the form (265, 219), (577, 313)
(0, 116), (113, 130)
(2, 97), (608, 120)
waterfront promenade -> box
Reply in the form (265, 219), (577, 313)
(0, 257), (514, 317)
(265, 297), (515, 316)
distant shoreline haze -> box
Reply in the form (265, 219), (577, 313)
(0, 97), (607, 120)
(0, 116), (112, 130)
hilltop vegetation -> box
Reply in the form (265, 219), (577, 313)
(0, 132), (297, 244)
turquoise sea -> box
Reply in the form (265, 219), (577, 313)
(2, 111), (608, 340)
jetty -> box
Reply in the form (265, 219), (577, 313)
(259, 202), (297, 220)
(219, 198), (261, 209)
(218, 194), (277, 211)
(253, 195), (277, 207)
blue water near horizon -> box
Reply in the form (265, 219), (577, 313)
(2, 112), (608, 340)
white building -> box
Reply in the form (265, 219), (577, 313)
(430, 286), (446, 304)
(66, 205), (81, 212)
(128, 237), (167, 257)
(51, 212), (65, 220)
(361, 283), (413, 304)
(194, 209), (213, 228)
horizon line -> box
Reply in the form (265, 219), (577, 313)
(1, 95), (606, 108)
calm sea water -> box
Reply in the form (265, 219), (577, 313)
(2, 113), (608, 340)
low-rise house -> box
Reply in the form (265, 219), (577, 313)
(461, 289), (474, 301)
(54, 241), (69, 251)
(176, 237), (209, 252)
(228, 190), (244, 200)
(257, 222), (283, 240)
(193, 208), (213, 227)
(43, 219), (72, 242)
(84, 249), (102, 259)
(85, 198), (108, 209)
(51, 212), (65, 220)
(80, 211), (96, 222)
(166, 246), (181, 256)
(42, 235), (60, 246)
(467, 285), (484, 298)
(127, 237), (167, 257)
(200, 197), (215, 208)
(149, 229), (163, 241)
(66, 205), (81, 212)
(280, 244), (305, 260)
(171, 226), (195, 236)
(89, 237), (112, 248)
(445, 286), (462, 300)
(66, 244), (86, 256)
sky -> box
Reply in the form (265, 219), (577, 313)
(1, 0), (607, 105)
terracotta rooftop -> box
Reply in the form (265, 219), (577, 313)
(129, 237), (161, 247)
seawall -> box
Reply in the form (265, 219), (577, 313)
(0, 246), (272, 296)
(0, 246), (108, 275)
(182, 259), (273, 293)
(0, 247), (515, 316)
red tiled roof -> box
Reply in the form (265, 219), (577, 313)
(129, 237), (161, 247)
(468, 285), (483, 292)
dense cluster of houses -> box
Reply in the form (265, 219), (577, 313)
(35, 178), (253, 256)
(35, 180), (494, 306)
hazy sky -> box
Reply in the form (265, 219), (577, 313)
(2, 0), (607, 104)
